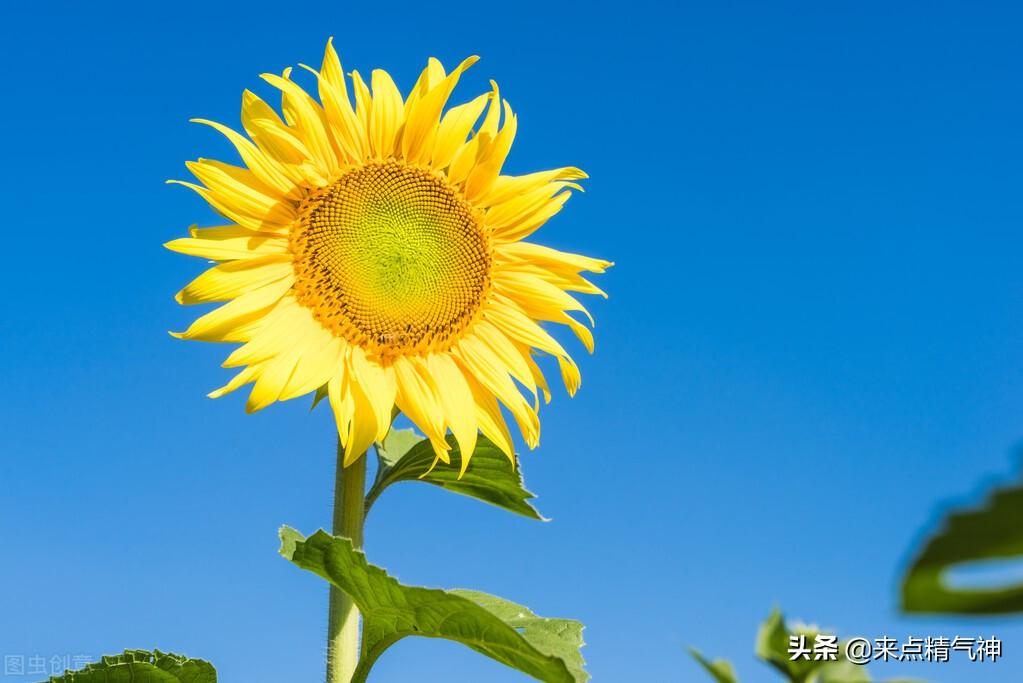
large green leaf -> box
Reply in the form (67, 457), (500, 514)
(688, 647), (739, 683)
(365, 429), (544, 520)
(41, 650), (215, 683)
(901, 478), (1023, 614)
(280, 527), (586, 683)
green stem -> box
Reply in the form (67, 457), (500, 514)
(326, 439), (367, 683)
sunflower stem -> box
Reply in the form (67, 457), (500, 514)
(327, 439), (367, 683)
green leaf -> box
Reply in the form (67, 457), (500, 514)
(695, 610), (927, 683)
(756, 609), (819, 683)
(813, 661), (870, 683)
(365, 429), (545, 520)
(687, 647), (739, 683)
(452, 590), (588, 682)
(375, 427), (423, 469)
(41, 649), (215, 683)
(280, 527), (586, 683)
(901, 478), (1023, 614)
(310, 384), (328, 411)
(755, 610), (876, 683)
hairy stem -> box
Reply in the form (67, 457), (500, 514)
(326, 440), (367, 683)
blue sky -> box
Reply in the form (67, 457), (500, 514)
(2, 1), (1023, 681)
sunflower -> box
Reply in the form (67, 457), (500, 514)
(167, 39), (610, 472)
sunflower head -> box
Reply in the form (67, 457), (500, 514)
(167, 39), (611, 472)
(291, 162), (491, 360)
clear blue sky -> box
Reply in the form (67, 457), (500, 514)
(2, 1), (1022, 682)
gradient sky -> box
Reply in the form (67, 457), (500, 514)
(2, 1), (1023, 682)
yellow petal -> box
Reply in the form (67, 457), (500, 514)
(403, 57), (446, 121)
(368, 68), (404, 160)
(185, 159), (296, 223)
(279, 337), (345, 401)
(446, 82), (500, 186)
(190, 118), (298, 197)
(477, 80), (502, 137)
(431, 93), (488, 170)
(302, 38), (367, 162)
(208, 360), (267, 399)
(557, 354), (582, 396)
(171, 277), (291, 342)
(402, 56), (479, 164)
(320, 38), (352, 108)
(464, 100), (516, 201)
(453, 337), (539, 448)
(167, 179), (292, 234)
(480, 167), (587, 209)
(240, 90), (305, 165)
(261, 71), (339, 175)
(343, 368), (383, 465)
(497, 269), (600, 351)
(327, 363), (355, 445)
(466, 322), (538, 400)
(176, 254), (293, 305)
(164, 225), (289, 261)
(393, 356), (450, 461)
(490, 190), (572, 242)
(494, 270), (595, 326)
(349, 70), (373, 138)
(246, 346), (302, 412)
(464, 372), (515, 461)
(240, 90), (327, 187)
(486, 297), (571, 359)
(495, 240), (612, 275)
(485, 180), (574, 231)
(425, 353), (478, 472)
(486, 297), (582, 395)
(519, 346), (552, 404)
(349, 345), (398, 440)
(224, 296), (317, 367)
(189, 224), (282, 240)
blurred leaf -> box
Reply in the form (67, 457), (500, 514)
(756, 609), (821, 683)
(813, 660), (870, 683)
(280, 527), (586, 683)
(452, 589), (588, 682)
(694, 609), (929, 683)
(755, 610), (880, 683)
(41, 649), (215, 683)
(688, 647), (739, 683)
(365, 429), (544, 520)
(902, 479), (1023, 614)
